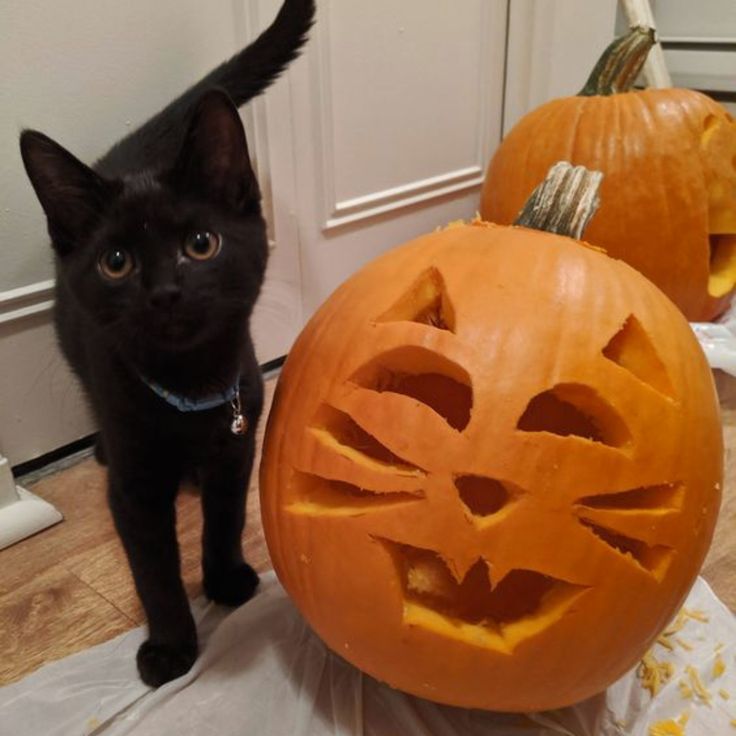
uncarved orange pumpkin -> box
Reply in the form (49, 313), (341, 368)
(260, 216), (722, 712)
(480, 27), (736, 322)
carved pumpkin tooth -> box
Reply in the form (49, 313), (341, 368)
(376, 267), (456, 332)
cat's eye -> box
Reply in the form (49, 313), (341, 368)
(183, 231), (221, 261)
(99, 248), (134, 280)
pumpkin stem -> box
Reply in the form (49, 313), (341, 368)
(579, 26), (656, 96)
(514, 161), (603, 239)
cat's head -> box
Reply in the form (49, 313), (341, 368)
(20, 89), (267, 354)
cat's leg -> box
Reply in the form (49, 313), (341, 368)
(108, 464), (197, 687)
(200, 427), (259, 606)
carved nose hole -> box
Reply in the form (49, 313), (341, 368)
(455, 475), (510, 517)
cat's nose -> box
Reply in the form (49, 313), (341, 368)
(149, 284), (182, 309)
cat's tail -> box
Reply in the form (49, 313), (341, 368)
(195, 0), (315, 106)
(95, 0), (315, 175)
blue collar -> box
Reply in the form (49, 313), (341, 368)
(141, 375), (240, 413)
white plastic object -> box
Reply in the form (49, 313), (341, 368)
(692, 300), (736, 377)
(0, 456), (62, 550)
(619, 0), (673, 88)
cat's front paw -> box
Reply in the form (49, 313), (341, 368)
(204, 562), (259, 606)
(137, 639), (198, 687)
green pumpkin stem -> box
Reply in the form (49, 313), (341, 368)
(514, 161), (603, 239)
(579, 26), (656, 96)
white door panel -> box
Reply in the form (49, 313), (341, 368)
(326, 0), (491, 204)
(286, 0), (508, 316)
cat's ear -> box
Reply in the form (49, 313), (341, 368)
(20, 130), (117, 254)
(171, 89), (259, 210)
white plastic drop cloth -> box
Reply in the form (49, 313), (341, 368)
(1, 572), (735, 736)
(692, 301), (736, 376)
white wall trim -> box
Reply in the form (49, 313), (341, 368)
(661, 36), (736, 45)
(325, 167), (485, 230)
(0, 279), (55, 325)
(312, 0), (339, 229)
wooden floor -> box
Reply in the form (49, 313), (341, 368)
(2, 374), (735, 687)
(0, 380), (275, 686)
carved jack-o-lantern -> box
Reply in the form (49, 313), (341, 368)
(260, 166), (722, 712)
(480, 27), (736, 322)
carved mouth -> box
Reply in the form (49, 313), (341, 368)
(708, 233), (736, 298)
(701, 112), (736, 299)
(381, 541), (588, 653)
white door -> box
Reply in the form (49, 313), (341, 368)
(270, 0), (508, 316)
(503, 0), (619, 132)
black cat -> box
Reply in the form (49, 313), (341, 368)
(20, 0), (315, 687)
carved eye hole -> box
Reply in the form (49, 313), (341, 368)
(602, 315), (674, 398)
(516, 383), (631, 448)
(377, 267), (455, 332)
(349, 346), (473, 431)
(98, 248), (134, 280)
(183, 231), (221, 261)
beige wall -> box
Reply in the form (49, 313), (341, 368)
(0, 0), (247, 293)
